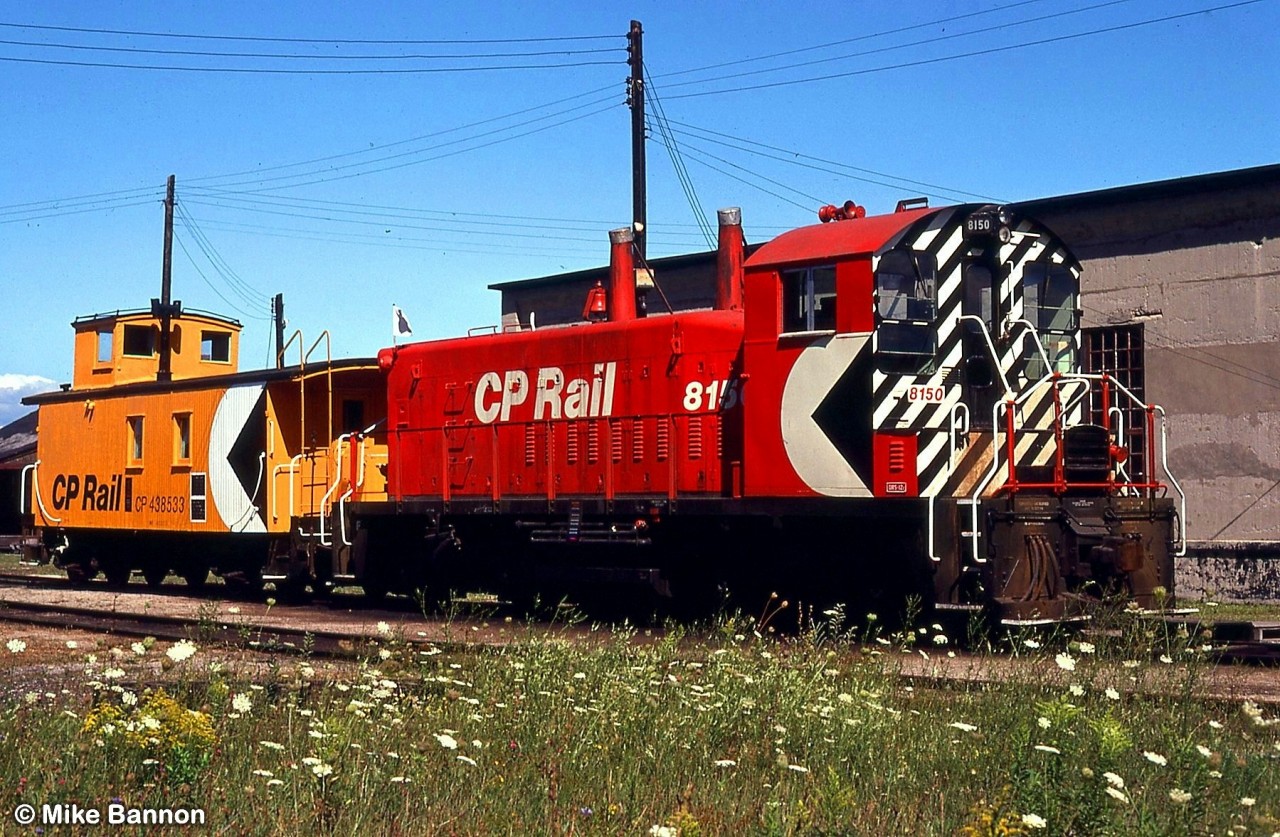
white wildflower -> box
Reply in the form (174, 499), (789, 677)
(1021, 813), (1047, 829)
(1069, 684), (1085, 697)
(1103, 772), (1125, 789)
(1105, 688), (1120, 701)
(787, 764), (809, 773)
(376, 621), (391, 635)
(1105, 787), (1130, 803)
(65, 640), (78, 649)
(650, 826), (676, 837)
(949, 722), (978, 733)
(259, 740), (285, 750)
(390, 776), (409, 783)
(1023, 639), (1041, 649)
(311, 762), (333, 777)
(456, 755), (477, 766)
(1077, 641), (1096, 655)
(1037, 717), (1051, 730)
(1169, 788), (1192, 804)
(714, 759), (737, 767)
(6, 639), (26, 654)
(253, 769), (274, 778)
(435, 733), (458, 750)
(165, 640), (197, 662)
(131, 642), (146, 655)
(1143, 750), (1167, 767)
(1241, 797), (1256, 808)
(1034, 744), (1061, 755)
(1055, 653), (1076, 671)
(1196, 745), (1213, 758)
(232, 693), (253, 714)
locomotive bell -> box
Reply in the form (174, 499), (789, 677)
(581, 280), (608, 321)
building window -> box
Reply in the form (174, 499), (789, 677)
(127, 416), (145, 465)
(96, 330), (113, 363)
(876, 249), (937, 360)
(201, 331), (230, 362)
(781, 265), (836, 333)
(122, 324), (157, 357)
(1083, 324), (1147, 480)
(173, 413), (192, 463)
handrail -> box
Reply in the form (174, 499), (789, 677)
(277, 329), (304, 369)
(316, 432), (351, 547)
(304, 330), (334, 447)
(230, 452), (267, 532)
(957, 315), (1014, 398)
(271, 454), (305, 521)
(1156, 407), (1188, 556)
(21, 461), (62, 524)
(1007, 318), (1055, 377)
(337, 488), (355, 547)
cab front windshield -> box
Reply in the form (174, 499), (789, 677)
(1023, 262), (1078, 376)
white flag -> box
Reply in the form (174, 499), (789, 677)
(392, 304), (413, 339)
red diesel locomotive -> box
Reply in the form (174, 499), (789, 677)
(353, 202), (1183, 621)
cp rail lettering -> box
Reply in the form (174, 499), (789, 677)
(50, 473), (133, 513)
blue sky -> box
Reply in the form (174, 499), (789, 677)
(2, 0), (1276, 423)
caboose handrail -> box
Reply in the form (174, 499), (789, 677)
(316, 431), (352, 547)
(21, 461), (61, 524)
(278, 329), (304, 369)
(271, 454), (304, 521)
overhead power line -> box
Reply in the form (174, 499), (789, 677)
(652, 0), (1055, 82)
(664, 0), (1266, 100)
(0, 37), (620, 61)
(657, 0), (1137, 91)
(0, 53), (619, 74)
(664, 119), (1000, 203)
(0, 21), (619, 45)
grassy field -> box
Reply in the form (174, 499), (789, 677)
(1, 601), (1277, 835)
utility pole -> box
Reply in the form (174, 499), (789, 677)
(627, 19), (646, 261)
(154, 174), (179, 383)
(274, 293), (285, 368)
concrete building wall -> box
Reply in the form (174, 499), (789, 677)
(1024, 170), (1280, 550)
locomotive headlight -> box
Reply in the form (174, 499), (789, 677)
(997, 206), (1014, 226)
(998, 225), (1012, 244)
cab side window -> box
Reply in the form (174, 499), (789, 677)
(781, 266), (836, 333)
(875, 249), (937, 362)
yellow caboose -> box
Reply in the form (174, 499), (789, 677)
(22, 308), (386, 593)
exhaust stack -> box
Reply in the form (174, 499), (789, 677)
(608, 227), (637, 322)
(716, 207), (744, 311)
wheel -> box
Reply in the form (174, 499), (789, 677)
(142, 565), (168, 588)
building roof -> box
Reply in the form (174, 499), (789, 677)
(1015, 163), (1280, 215)
(0, 411), (37, 466)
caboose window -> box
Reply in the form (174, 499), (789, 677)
(127, 416), (144, 465)
(1024, 263), (1079, 375)
(122, 324), (157, 357)
(875, 249), (937, 360)
(96, 330), (113, 363)
(781, 266), (836, 333)
(201, 331), (230, 363)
